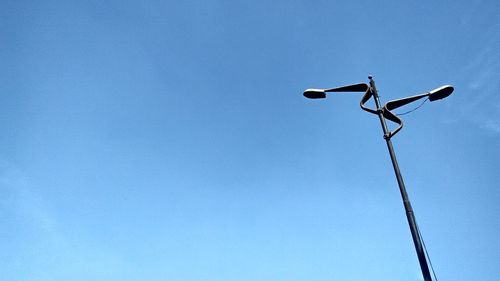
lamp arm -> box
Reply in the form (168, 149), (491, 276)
(385, 92), (429, 111)
(360, 87), (378, 115)
(380, 92), (432, 139)
(382, 106), (403, 139)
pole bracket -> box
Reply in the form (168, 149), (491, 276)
(359, 85), (404, 138)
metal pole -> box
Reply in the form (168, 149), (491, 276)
(368, 76), (432, 281)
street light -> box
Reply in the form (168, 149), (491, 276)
(303, 76), (453, 281)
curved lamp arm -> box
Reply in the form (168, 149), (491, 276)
(360, 87), (377, 115)
(304, 83), (369, 98)
(382, 106), (403, 139)
(303, 82), (378, 116)
(385, 92), (430, 111)
(382, 92), (429, 138)
(381, 85), (453, 139)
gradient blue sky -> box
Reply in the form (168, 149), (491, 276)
(1, 1), (499, 280)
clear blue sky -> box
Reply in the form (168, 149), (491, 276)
(1, 1), (499, 280)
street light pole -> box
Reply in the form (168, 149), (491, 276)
(303, 76), (453, 281)
(368, 76), (432, 281)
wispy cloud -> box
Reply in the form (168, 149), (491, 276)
(482, 119), (500, 134)
(1, 159), (127, 279)
(0, 159), (60, 237)
(455, 20), (500, 135)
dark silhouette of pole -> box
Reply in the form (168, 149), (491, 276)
(368, 76), (432, 281)
(303, 76), (454, 280)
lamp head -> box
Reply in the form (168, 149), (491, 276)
(303, 89), (326, 99)
(428, 85), (454, 101)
